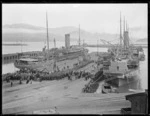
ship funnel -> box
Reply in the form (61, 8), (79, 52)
(123, 23), (130, 50)
(65, 34), (70, 49)
(123, 16), (130, 50)
(54, 38), (56, 48)
(79, 24), (81, 46)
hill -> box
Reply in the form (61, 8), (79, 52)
(2, 24), (118, 43)
(2, 23), (147, 44)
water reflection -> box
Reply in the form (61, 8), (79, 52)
(116, 65), (145, 93)
(2, 63), (19, 74)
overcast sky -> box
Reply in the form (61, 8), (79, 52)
(2, 4), (147, 34)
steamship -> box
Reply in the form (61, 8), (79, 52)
(101, 15), (142, 93)
(14, 34), (89, 74)
(14, 13), (90, 75)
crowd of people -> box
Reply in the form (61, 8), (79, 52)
(82, 83), (99, 93)
(3, 68), (93, 87)
(82, 70), (104, 93)
(66, 71), (92, 81)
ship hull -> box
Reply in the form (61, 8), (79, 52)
(106, 75), (138, 87)
(104, 69), (142, 92)
(14, 61), (46, 70)
(117, 76), (142, 93)
(14, 63), (41, 70)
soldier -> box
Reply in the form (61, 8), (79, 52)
(19, 77), (22, 84)
(11, 81), (13, 87)
(26, 75), (30, 84)
(30, 74), (33, 84)
(54, 106), (58, 114)
(70, 74), (72, 81)
(10, 75), (13, 87)
(36, 72), (40, 79)
(68, 73), (71, 81)
(80, 71), (83, 78)
(78, 71), (81, 79)
(85, 75), (87, 81)
(74, 72), (78, 79)
(39, 75), (42, 82)
(6, 75), (10, 83)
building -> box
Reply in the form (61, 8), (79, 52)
(121, 89), (148, 114)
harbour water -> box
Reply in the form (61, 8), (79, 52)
(2, 41), (148, 90)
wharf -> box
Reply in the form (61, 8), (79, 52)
(2, 78), (133, 114)
(2, 57), (137, 114)
(2, 50), (100, 65)
(2, 51), (43, 64)
(84, 44), (148, 48)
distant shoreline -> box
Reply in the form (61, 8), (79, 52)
(3, 43), (28, 46)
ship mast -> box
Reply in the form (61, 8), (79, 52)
(46, 11), (50, 60)
(119, 12), (122, 56)
(126, 20), (130, 49)
(123, 16), (126, 49)
(124, 16), (125, 33)
(120, 12), (122, 47)
(126, 20), (128, 48)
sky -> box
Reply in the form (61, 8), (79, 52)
(2, 4), (147, 34)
